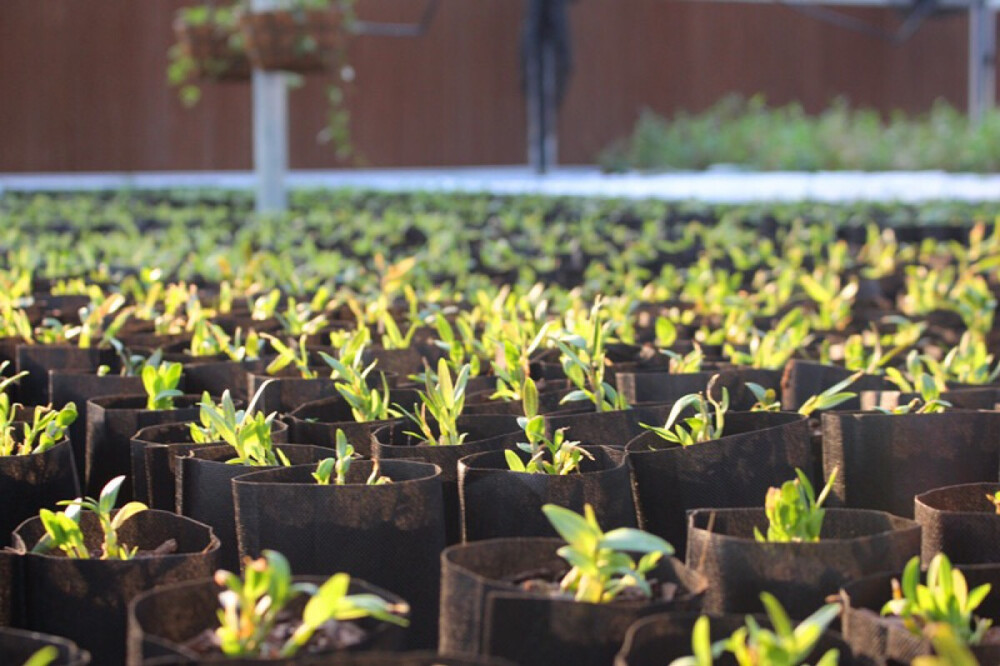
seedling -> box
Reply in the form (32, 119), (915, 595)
(755, 468), (837, 543)
(505, 377), (593, 475)
(912, 624), (981, 666)
(882, 553), (992, 646)
(192, 385), (288, 467)
(661, 345), (704, 374)
(213, 550), (409, 658)
(725, 309), (812, 370)
(556, 301), (630, 412)
(873, 397), (951, 415)
(262, 333), (317, 379)
(22, 646), (59, 666)
(397, 358), (469, 447)
(312, 429), (390, 485)
(986, 491), (1000, 515)
(142, 361), (184, 410)
(641, 375), (728, 446)
(543, 503), (673, 603)
(32, 476), (148, 560)
(0, 400), (77, 457)
(670, 593), (841, 666)
(319, 331), (399, 423)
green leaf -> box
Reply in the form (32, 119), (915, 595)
(600, 528), (674, 556)
(543, 504), (599, 551)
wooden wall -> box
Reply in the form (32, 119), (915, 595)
(0, 0), (985, 171)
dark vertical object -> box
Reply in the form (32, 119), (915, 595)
(522, 0), (572, 174)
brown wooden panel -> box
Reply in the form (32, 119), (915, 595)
(0, 0), (992, 171)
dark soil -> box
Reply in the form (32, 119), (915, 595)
(183, 613), (368, 658)
(502, 566), (678, 602)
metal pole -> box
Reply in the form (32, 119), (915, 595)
(968, 0), (997, 123)
(251, 0), (289, 213)
(526, 3), (545, 173)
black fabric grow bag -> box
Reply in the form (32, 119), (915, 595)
(176, 444), (329, 571)
(613, 371), (760, 411)
(860, 387), (999, 411)
(50, 370), (144, 480)
(0, 627), (91, 666)
(781, 360), (887, 412)
(140, 654), (515, 665)
(914, 482), (1000, 564)
(0, 439), (79, 548)
(286, 390), (420, 457)
(231, 460), (445, 649)
(130, 420), (287, 509)
(541, 403), (680, 449)
(613, 612), (856, 666)
(821, 410), (1000, 518)
(686, 507), (920, 617)
(183, 359), (267, 402)
(439, 537), (706, 662)
(371, 416), (521, 545)
(458, 445), (636, 541)
(127, 576), (407, 666)
(10, 509), (219, 666)
(841, 564), (1000, 664)
(626, 411), (812, 554)
(16, 344), (105, 405)
(246, 370), (340, 415)
(86, 394), (203, 501)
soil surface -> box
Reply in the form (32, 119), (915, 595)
(184, 614), (367, 658)
(502, 566), (678, 602)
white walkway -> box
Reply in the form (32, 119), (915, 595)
(2, 166), (1000, 203)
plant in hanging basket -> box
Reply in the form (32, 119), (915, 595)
(169, 1), (251, 107)
(239, 0), (352, 74)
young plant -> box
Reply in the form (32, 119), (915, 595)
(213, 550), (409, 658)
(669, 593), (841, 666)
(397, 358), (469, 447)
(882, 553), (992, 646)
(542, 503), (674, 603)
(505, 377), (593, 475)
(725, 309), (812, 370)
(754, 468), (837, 543)
(986, 491), (1000, 514)
(142, 361), (184, 410)
(0, 401), (78, 457)
(22, 646), (59, 666)
(873, 397), (951, 415)
(32, 476), (148, 560)
(556, 302), (630, 413)
(262, 333), (317, 379)
(319, 333), (399, 423)
(641, 375), (728, 447)
(312, 429), (390, 486)
(192, 385), (288, 467)
(749, 371), (862, 417)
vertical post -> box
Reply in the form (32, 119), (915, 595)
(525, 0), (559, 174)
(252, 0), (289, 213)
(968, 0), (997, 123)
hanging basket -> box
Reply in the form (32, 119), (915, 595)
(173, 20), (251, 82)
(240, 9), (345, 74)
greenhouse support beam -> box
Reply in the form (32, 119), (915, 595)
(251, 0), (289, 213)
(969, 0), (997, 123)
